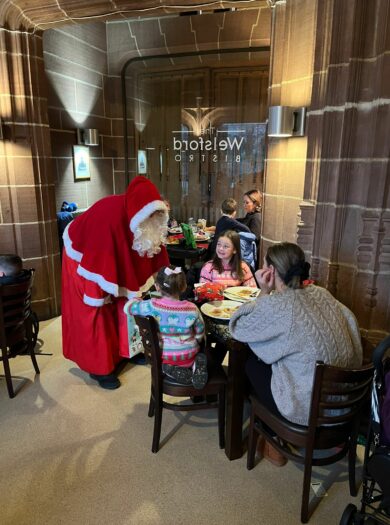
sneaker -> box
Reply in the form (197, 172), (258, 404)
(89, 373), (120, 390)
(192, 353), (208, 390)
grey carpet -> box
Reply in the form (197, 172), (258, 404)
(0, 317), (362, 525)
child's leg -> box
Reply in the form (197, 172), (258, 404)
(162, 354), (208, 390)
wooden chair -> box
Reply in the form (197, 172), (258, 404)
(246, 361), (374, 523)
(0, 269), (40, 398)
(134, 314), (227, 453)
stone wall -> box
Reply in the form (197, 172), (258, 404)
(298, 0), (390, 343)
(264, 0), (390, 343)
(43, 23), (127, 211)
(263, 0), (317, 255)
(0, 28), (60, 318)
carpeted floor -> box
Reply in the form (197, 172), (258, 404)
(0, 317), (362, 525)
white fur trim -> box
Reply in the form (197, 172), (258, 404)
(76, 265), (155, 299)
(129, 200), (168, 233)
(77, 266), (119, 296)
(83, 294), (112, 307)
(64, 222), (157, 298)
(63, 223), (83, 262)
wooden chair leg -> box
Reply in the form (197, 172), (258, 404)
(148, 391), (155, 417)
(218, 386), (226, 449)
(301, 452), (314, 523)
(151, 402), (163, 453)
(348, 433), (358, 496)
(26, 315), (40, 374)
(246, 408), (257, 470)
(1, 349), (15, 398)
(30, 349), (40, 375)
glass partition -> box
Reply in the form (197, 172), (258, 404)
(122, 48), (269, 225)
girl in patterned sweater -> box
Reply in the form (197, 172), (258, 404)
(200, 230), (257, 288)
(128, 265), (208, 389)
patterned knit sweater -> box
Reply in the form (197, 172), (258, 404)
(129, 297), (204, 367)
(200, 261), (257, 288)
(229, 285), (363, 425)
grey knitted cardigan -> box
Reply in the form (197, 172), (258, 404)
(229, 285), (363, 425)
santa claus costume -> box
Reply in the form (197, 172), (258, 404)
(61, 176), (170, 387)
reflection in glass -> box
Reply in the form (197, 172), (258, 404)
(123, 47), (269, 225)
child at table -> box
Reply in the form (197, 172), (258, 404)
(199, 230), (257, 369)
(209, 198), (251, 254)
(200, 230), (257, 288)
(127, 265), (208, 389)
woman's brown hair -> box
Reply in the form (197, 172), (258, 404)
(265, 242), (310, 289)
(212, 230), (244, 280)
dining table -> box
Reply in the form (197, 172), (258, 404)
(201, 297), (253, 461)
(165, 231), (211, 267)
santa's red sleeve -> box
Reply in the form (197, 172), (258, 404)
(83, 279), (111, 307)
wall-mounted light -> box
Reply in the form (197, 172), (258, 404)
(77, 128), (100, 146)
(267, 106), (306, 138)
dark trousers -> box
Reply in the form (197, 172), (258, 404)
(245, 351), (281, 416)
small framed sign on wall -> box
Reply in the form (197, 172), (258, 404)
(137, 149), (147, 175)
(73, 145), (90, 181)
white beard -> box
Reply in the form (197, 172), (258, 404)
(132, 211), (168, 257)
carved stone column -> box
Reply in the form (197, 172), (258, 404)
(303, 0), (390, 343)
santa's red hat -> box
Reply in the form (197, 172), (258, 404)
(126, 176), (168, 233)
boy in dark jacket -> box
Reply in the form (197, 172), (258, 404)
(209, 198), (251, 254)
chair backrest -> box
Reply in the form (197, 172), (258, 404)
(239, 232), (257, 270)
(0, 270), (34, 350)
(308, 361), (374, 432)
(134, 315), (164, 393)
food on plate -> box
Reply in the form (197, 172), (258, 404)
(224, 287), (260, 301)
(166, 236), (180, 245)
(195, 232), (209, 241)
(233, 288), (257, 298)
(209, 305), (240, 318)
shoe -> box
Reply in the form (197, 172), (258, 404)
(192, 353), (208, 390)
(130, 353), (146, 365)
(162, 364), (192, 385)
(89, 373), (120, 390)
(263, 440), (287, 467)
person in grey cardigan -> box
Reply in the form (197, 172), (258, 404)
(229, 242), (363, 462)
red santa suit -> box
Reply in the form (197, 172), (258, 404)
(61, 176), (170, 375)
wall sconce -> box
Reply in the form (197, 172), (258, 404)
(267, 106), (306, 138)
(77, 128), (99, 146)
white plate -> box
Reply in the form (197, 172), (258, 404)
(168, 227), (182, 234)
(200, 300), (242, 320)
(194, 232), (210, 241)
(223, 286), (260, 302)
